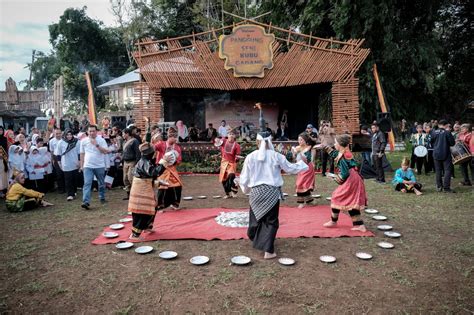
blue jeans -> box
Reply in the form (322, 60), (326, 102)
(82, 167), (105, 204)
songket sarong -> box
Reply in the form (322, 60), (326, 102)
(6, 196), (41, 212)
(295, 162), (315, 204)
(247, 185), (281, 253)
(219, 160), (237, 194)
(331, 168), (367, 211)
(128, 178), (156, 235)
(157, 165), (182, 209)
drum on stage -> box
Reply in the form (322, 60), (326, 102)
(414, 146), (428, 157)
(450, 142), (472, 165)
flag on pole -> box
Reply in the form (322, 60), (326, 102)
(84, 71), (97, 125)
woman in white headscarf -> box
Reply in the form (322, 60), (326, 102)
(8, 145), (25, 182)
(25, 146), (46, 190)
(175, 120), (189, 143)
(239, 103), (308, 259)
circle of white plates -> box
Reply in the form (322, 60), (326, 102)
(109, 223), (124, 230)
(183, 196), (193, 200)
(372, 215), (387, 221)
(377, 241), (395, 249)
(384, 231), (402, 238)
(355, 252), (373, 260)
(377, 224), (393, 231)
(103, 231), (119, 238)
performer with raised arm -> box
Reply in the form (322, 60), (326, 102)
(239, 103), (308, 259)
(323, 134), (368, 232)
(215, 127), (241, 199)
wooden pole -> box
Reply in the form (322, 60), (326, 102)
(84, 71), (97, 125)
(373, 64), (395, 151)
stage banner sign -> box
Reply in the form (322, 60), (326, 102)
(219, 25), (275, 78)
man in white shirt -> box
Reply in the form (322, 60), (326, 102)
(218, 120), (227, 138)
(80, 125), (109, 209)
(49, 128), (65, 193)
(239, 104), (308, 259)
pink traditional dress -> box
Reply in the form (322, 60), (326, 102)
(329, 149), (367, 211)
(295, 146), (315, 204)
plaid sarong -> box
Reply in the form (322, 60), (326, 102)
(249, 185), (281, 221)
(128, 178), (156, 216)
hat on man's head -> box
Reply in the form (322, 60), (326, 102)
(307, 124), (314, 129)
(139, 142), (155, 156)
(167, 127), (178, 138)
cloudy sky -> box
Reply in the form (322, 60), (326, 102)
(0, 0), (117, 89)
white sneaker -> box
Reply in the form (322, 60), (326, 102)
(67, 196), (74, 201)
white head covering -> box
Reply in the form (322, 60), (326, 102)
(256, 134), (274, 161)
(31, 134), (39, 146)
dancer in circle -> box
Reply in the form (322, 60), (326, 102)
(128, 142), (170, 240)
(323, 134), (368, 232)
(292, 133), (315, 208)
(216, 127), (241, 199)
(239, 103), (308, 259)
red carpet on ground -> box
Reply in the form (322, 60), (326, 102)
(92, 206), (373, 245)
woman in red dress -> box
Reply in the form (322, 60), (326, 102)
(323, 134), (368, 232)
(293, 133), (315, 208)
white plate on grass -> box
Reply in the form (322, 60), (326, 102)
(103, 232), (119, 238)
(377, 242), (395, 249)
(190, 255), (210, 265)
(384, 231), (401, 238)
(293, 194), (298, 197)
(115, 242), (134, 250)
(231, 256), (251, 265)
(320, 255), (336, 263)
(135, 246), (154, 254)
(355, 252), (373, 260)
(159, 251), (178, 259)
(183, 196), (193, 200)
(364, 208), (379, 214)
(326, 173), (337, 178)
(278, 258), (296, 266)
(109, 223), (124, 230)
(377, 224), (393, 231)
(283, 193), (289, 197)
(119, 217), (132, 223)
(212, 195), (221, 199)
(312, 194), (321, 198)
(372, 215), (387, 221)
(326, 197), (332, 201)
(197, 196), (207, 199)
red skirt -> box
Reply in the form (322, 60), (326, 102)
(330, 168), (367, 211)
(295, 162), (315, 193)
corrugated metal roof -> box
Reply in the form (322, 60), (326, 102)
(98, 70), (140, 88)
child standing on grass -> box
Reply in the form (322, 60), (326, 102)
(323, 134), (368, 232)
(392, 157), (423, 195)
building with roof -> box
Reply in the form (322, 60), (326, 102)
(98, 70), (140, 110)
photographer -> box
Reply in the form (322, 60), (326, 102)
(318, 121), (336, 176)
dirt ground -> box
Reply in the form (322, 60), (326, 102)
(0, 170), (473, 314)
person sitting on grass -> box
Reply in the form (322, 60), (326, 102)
(392, 157), (423, 196)
(5, 171), (53, 212)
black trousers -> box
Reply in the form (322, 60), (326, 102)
(53, 161), (65, 193)
(64, 169), (78, 197)
(425, 150), (434, 173)
(248, 201), (279, 253)
(460, 159), (474, 184)
(222, 173), (237, 194)
(372, 154), (385, 182)
(321, 150), (335, 175)
(395, 182), (422, 192)
(434, 159), (452, 190)
(157, 186), (182, 209)
(131, 213), (155, 236)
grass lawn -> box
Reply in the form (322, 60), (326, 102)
(0, 151), (472, 314)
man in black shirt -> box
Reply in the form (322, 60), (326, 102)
(431, 119), (456, 192)
(371, 122), (387, 183)
(122, 128), (140, 200)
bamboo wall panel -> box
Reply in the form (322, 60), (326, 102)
(133, 82), (163, 131)
(332, 78), (360, 135)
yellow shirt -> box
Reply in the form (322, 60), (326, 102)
(6, 183), (43, 201)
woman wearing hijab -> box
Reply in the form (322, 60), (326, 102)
(8, 145), (25, 182)
(25, 146), (46, 190)
(15, 134), (29, 151)
(5, 171), (53, 212)
(0, 126), (8, 196)
(175, 120), (189, 143)
(54, 129), (80, 201)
